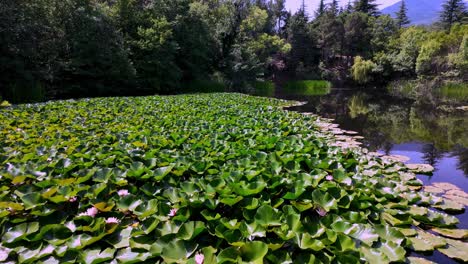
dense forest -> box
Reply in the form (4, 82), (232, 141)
(0, 0), (467, 103)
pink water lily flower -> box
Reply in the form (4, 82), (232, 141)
(316, 207), (327, 217)
(168, 208), (178, 217)
(195, 253), (204, 264)
(326, 175), (334, 181)
(79, 206), (98, 217)
(105, 217), (120, 224)
(117, 189), (129, 197)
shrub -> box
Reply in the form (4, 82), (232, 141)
(351, 56), (377, 84)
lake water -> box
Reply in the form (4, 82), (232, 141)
(267, 84), (468, 263)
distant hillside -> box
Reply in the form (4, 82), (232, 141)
(381, 0), (468, 25)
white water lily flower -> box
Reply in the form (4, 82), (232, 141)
(117, 189), (129, 197)
(326, 175), (333, 181)
(79, 206), (98, 217)
(6, 163), (14, 172)
(65, 221), (76, 232)
(195, 253), (204, 264)
(0, 247), (10, 262)
(168, 208), (178, 217)
(105, 217), (120, 224)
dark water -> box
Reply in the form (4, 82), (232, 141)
(269, 85), (468, 263)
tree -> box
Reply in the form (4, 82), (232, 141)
(315, 0), (325, 18)
(353, 0), (379, 16)
(395, 0), (410, 28)
(440, 0), (467, 30)
(343, 12), (372, 58)
(329, 0), (339, 17)
(286, 8), (319, 73)
(351, 56), (377, 83)
(272, 0), (287, 35)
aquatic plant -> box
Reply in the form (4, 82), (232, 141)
(0, 93), (466, 263)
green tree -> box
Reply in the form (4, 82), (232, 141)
(286, 9), (320, 74)
(353, 0), (380, 16)
(440, 0), (468, 30)
(370, 15), (398, 53)
(272, 0), (288, 35)
(343, 12), (372, 58)
(315, 0), (326, 18)
(351, 56), (377, 83)
(391, 27), (427, 75)
(395, 0), (410, 28)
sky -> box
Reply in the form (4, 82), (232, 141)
(285, 0), (400, 16)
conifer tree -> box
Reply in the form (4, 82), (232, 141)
(329, 0), (339, 16)
(395, 0), (410, 28)
(315, 0), (325, 18)
(440, 0), (467, 30)
(354, 0), (379, 16)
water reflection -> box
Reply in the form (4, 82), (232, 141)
(273, 84), (468, 179)
(271, 80), (468, 264)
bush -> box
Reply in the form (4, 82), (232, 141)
(351, 56), (377, 84)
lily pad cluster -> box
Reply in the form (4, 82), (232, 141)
(0, 93), (466, 263)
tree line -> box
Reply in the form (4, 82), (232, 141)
(0, 0), (466, 103)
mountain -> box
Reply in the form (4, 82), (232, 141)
(381, 0), (468, 25)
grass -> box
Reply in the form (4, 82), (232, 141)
(283, 80), (331, 96)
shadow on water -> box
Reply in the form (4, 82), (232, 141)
(254, 79), (468, 264)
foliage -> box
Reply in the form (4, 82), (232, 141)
(395, 0), (410, 28)
(353, 0), (380, 17)
(0, 93), (466, 263)
(283, 80), (331, 95)
(351, 56), (377, 84)
(390, 27), (428, 75)
(440, 0), (468, 30)
(416, 40), (443, 75)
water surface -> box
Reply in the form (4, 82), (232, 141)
(267, 83), (468, 263)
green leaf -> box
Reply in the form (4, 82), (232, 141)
(254, 205), (282, 227)
(81, 248), (116, 264)
(161, 240), (198, 263)
(240, 241), (269, 263)
(438, 238), (468, 262)
(177, 221), (206, 240)
(380, 241), (406, 262)
(2, 222), (40, 243)
(431, 228), (468, 239)
(233, 181), (267, 196)
(312, 189), (337, 212)
(116, 248), (151, 264)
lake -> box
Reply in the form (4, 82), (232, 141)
(263, 82), (468, 263)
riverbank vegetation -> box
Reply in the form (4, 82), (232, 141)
(1, 93), (467, 263)
(1, 0), (466, 103)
